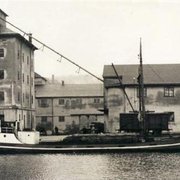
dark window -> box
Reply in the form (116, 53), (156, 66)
(17, 50), (20, 59)
(18, 92), (20, 102)
(137, 87), (147, 97)
(26, 94), (29, 104)
(31, 95), (33, 104)
(27, 75), (29, 84)
(0, 70), (4, 79)
(0, 48), (4, 58)
(71, 98), (82, 107)
(59, 98), (65, 105)
(38, 99), (49, 107)
(0, 91), (4, 101)
(27, 56), (29, 65)
(94, 98), (100, 104)
(17, 71), (20, 80)
(31, 77), (33, 85)
(76, 98), (82, 104)
(164, 87), (174, 97)
(59, 116), (65, 122)
(22, 53), (24, 62)
(41, 116), (47, 123)
(0, 24), (2, 33)
(23, 73), (24, 83)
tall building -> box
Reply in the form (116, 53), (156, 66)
(0, 9), (37, 132)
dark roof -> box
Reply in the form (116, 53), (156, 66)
(103, 64), (180, 85)
(0, 9), (8, 17)
(0, 32), (37, 50)
(36, 84), (103, 98)
(35, 73), (47, 81)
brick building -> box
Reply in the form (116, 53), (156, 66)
(103, 64), (180, 133)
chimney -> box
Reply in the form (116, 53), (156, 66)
(62, 80), (64, 86)
(0, 9), (8, 33)
(28, 33), (32, 43)
(52, 74), (55, 84)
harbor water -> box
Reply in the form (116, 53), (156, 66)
(0, 153), (179, 180)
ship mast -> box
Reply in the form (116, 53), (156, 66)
(138, 38), (146, 137)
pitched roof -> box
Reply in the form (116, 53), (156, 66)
(0, 9), (8, 17)
(0, 32), (37, 50)
(103, 64), (180, 85)
(36, 84), (103, 98)
(35, 72), (47, 81)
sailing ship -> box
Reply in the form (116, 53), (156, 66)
(0, 39), (180, 154)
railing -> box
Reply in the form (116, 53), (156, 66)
(1, 127), (14, 133)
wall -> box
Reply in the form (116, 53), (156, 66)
(0, 36), (35, 131)
(35, 96), (104, 133)
(105, 85), (180, 132)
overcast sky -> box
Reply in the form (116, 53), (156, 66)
(1, 0), (180, 81)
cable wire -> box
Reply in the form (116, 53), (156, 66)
(0, 16), (104, 82)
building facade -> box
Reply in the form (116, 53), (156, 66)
(0, 9), (37, 132)
(103, 64), (180, 133)
(35, 81), (104, 134)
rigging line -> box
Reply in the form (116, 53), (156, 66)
(112, 63), (135, 112)
(146, 64), (165, 83)
(0, 16), (104, 82)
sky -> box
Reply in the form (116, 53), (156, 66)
(1, 0), (180, 82)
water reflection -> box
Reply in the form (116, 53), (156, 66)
(0, 153), (179, 180)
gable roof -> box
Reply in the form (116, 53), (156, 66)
(35, 72), (47, 81)
(36, 84), (103, 98)
(0, 32), (37, 50)
(0, 9), (8, 17)
(103, 64), (180, 85)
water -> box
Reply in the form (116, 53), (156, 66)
(0, 153), (179, 180)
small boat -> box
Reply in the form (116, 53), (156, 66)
(1, 39), (180, 154)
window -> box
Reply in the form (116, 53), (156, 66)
(18, 92), (20, 102)
(0, 70), (4, 79)
(41, 116), (47, 123)
(94, 98), (100, 104)
(27, 56), (29, 65)
(76, 98), (82, 104)
(23, 93), (24, 102)
(22, 73), (24, 83)
(0, 24), (2, 33)
(17, 71), (20, 80)
(59, 116), (65, 122)
(164, 87), (174, 97)
(17, 50), (20, 59)
(38, 99), (49, 107)
(0, 91), (4, 101)
(27, 75), (29, 84)
(0, 48), (4, 58)
(137, 87), (147, 97)
(22, 53), (24, 62)
(59, 98), (65, 105)
(26, 94), (29, 104)
(31, 95), (33, 104)
(31, 77), (33, 85)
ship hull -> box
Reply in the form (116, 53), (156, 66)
(1, 142), (180, 154)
